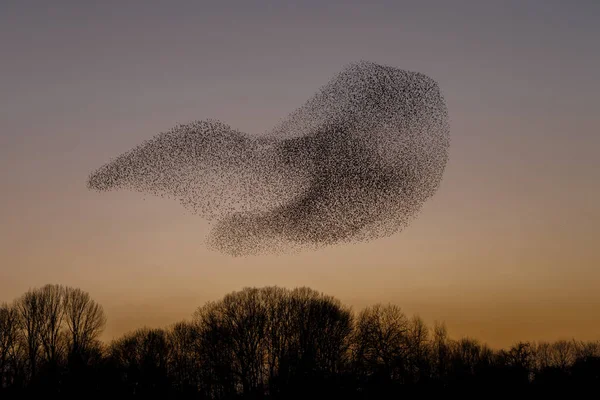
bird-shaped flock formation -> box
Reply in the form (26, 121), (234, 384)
(88, 61), (450, 256)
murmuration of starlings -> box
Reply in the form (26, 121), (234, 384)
(88, 61), (450, 256)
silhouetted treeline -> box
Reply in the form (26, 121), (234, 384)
(1, 285), (599, 398)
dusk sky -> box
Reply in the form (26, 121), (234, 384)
(1, 0), (599, 348)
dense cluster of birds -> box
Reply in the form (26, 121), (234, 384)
(87, 61), (450, 256)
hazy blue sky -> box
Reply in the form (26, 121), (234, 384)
(1, 0), (599, 347)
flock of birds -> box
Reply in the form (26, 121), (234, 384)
(87, 61), (450, 256)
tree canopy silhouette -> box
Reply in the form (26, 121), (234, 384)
(1, 284), (599, 397)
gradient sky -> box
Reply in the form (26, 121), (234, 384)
(1, 0), (599, 348)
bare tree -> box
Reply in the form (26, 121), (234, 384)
(450, 337), (484, 376)
(573, 340), (600, 359)
(37, 284), (66, 365)
(0, 303), (20, 388)
(353, 304), (409, 381)
(16, 289), (43, 381)
(63, 287), (106, 361)
(405, 315), (430, 383)
(550, 340), (575, 370)
(287, 287), (353, 376)
(108, 327), (171, 396)
(532, 341), (552, 371)
(506, 342), (533, 373)
(167, 321), (202, 393)
(194, 300), (238, 399)
(261, 286), (291, 390)
(430, 321), (450, 383)
(195, 287), (268, 397)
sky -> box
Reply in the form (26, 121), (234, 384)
(0, 0), (599, 348)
